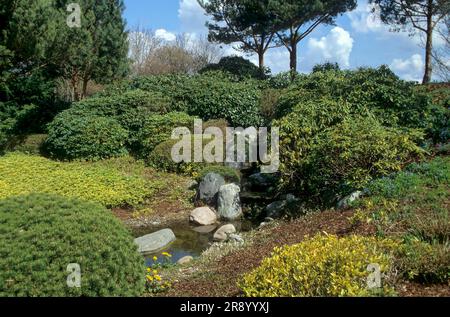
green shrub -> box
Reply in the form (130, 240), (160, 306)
(184, 72), (264, 127)
(0, 153), (150, 207)
(200, 56), (270, 80)
(197, 165), (241, 184)
(275, 97), (423, 204)
(45, 114), (128, 161)
(307, 116), (424, 202)
(0, 194), (145, 297)
(147, 134), (225, 176)
(7, 134), (47, 155)
(397, 240), (450, 284)
(239, 235), (398, 297)
(312, 62), (341, 73)
(273, 66), (434, 133)
(137, 112), (197, 158)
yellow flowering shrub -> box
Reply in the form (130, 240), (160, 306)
(0, 153), (150, 207)
(239, 235), (399, 297)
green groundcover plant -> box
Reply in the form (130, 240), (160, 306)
(0, 153), (150, 207)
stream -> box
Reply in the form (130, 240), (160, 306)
(133, 219), (255, 265)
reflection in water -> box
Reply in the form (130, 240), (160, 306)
(133, 219), (254, 265)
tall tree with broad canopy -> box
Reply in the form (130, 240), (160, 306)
(199, 0), (280, 72)
(272, 0), (357, 78)
(370, 0), (450, 84)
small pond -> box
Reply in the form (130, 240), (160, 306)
(133, 219), (255, 266)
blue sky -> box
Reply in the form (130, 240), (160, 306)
(123, 0), (431, 81)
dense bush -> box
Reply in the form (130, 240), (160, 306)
(240, 235), (398, 297)
(306, 116), (423, 202)
(137, 112), (197, 158)
(0, 153), (150, 207)
(275, 95), (424, 204)
(147, 134), (226, 176)
(200, 56), (270, 80)
(312, 62), (341, 73)
(125, 72), (264, 127)
(273, 66), (436, 134)
(397, 241), (450, 284)
(44, 114), (128, 161)
(0, 194), (145, 297)
(0, 102), (38, 153)
(182, 72), (264, 127)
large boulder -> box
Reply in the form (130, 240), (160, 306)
(134, 229), (176, 254)
(213, 224), (237, 242)
(189, 207), (218, 226)
(217, 183), (242, 220)
(198, 173), (226, 205)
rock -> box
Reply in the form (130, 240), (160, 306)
(337, 191), (364, 210)
(189, 207), (218, 226)
(187, 180), (198, 190)
(264, 194), (300, 219)
(229, 234), (244, 243)
(264, 200), (287, 219)
(177, 256), (194, 265)
(198, 173), (225, 205)
(213, 224), (236, 241)
(217, 183), (243, 220)
(192, 225), (218, 234)
(134, 229), (176, 254)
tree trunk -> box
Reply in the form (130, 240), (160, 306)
(422, 1), (434, 84)
(289, 42), (298, 81)
(258, 52), (265, 70)
(82, 77), (89, 100)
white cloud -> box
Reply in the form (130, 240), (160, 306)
(348, 2), (385, 33)
(306, 27), (354, 68)
(178, 0), (208, 34)
(390, 54), (424, 82)
(154, 28), (176, 42)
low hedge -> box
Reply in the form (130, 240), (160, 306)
(0, 194), (145, 297)
(240, 235), (398, 297)
(44, 114), (128, 161)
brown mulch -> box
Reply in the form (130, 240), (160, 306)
(164, 209), (450, 298)
(164, 210), (376, 297)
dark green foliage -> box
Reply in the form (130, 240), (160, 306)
(312, 62), (341, 73)
(200, 56), (270, 80)
(127, 72), (264, 127)
(273, 67), (442, 141)
(0, 193), (146, 297)
(182, 72), (263, 127)
(137, 112), (197, 158)
(44, 114), (128, 161)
